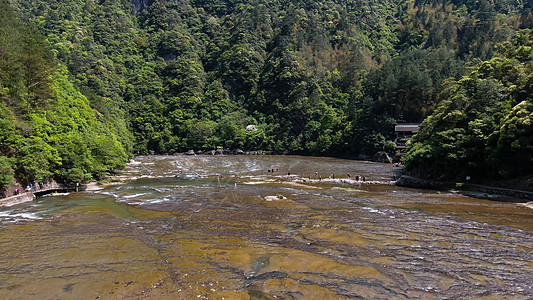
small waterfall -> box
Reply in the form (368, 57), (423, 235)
(384, 152), (393, 164)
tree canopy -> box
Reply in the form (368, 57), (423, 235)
(403, 30), (533, 180)
(1, 0), (532, 192)
(0, 0), (128, 191)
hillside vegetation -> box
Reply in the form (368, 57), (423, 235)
(1, 0), (532, 192)
(404, 30), (533, 180)
(0, 0), (129, 192)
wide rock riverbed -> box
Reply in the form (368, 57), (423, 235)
(0, 155), (532, 299)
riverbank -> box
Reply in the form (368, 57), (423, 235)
(0, 193), (35, 207)
(0, 181), (83, 206)
(2, 154), (532, 299)
(3, 155), (530, 210)
(396, 175), (533, 203)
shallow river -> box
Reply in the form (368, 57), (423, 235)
(1, 155), (532, 299)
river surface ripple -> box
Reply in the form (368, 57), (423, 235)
(0, 155), (532, 299)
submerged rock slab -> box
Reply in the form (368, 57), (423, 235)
(264, 195), (287, 201)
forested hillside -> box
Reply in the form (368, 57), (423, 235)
(403, 30), (533, 180)
(0, 0), (129, 193)
(1, 0), (532, 193)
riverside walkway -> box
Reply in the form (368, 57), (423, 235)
(0, 182), (75, 207)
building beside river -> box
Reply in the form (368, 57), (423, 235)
(394, 123), (421, 150)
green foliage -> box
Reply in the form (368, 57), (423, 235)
(45, 69), (129, 182)
(11, 0), (528, 160)
(16, 136), (61, 184)
(1, 0), (532, 193)
(0, 156), (14, 190)
(0, 0), (55, 114)
(497, 100), (533, 176)
(364, 48), (464, 122)
(0, 1), (129, 190)
(0, 103), (18, 156)
(404, 30), (533, 179)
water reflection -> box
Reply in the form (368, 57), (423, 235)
(0, 155), (532, 299)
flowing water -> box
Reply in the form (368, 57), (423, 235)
(0, 155), (532, 299)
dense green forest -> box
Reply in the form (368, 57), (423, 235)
(403, 30), (533, 180)
(1, 0), (532, 193)
(0, 0), (129, 193)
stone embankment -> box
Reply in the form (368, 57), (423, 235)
(0, 181), (77, 207)
(0, 193), (35, 207)
(396, 175), (533, 202)
(395, 175), (454, 190)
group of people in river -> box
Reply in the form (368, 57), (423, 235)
(214, 168), (372, 188)
(266, 168), (367, 183)
(347, 174), (366, 181)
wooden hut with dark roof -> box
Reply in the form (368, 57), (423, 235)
(394, 123), (421, 150)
